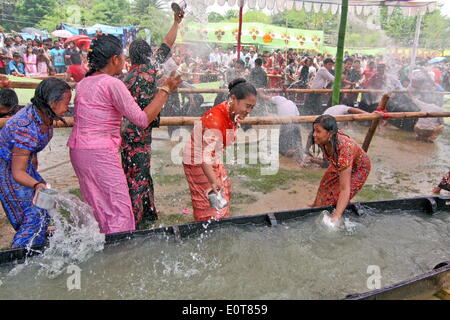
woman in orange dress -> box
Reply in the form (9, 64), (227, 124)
(183, 78), (257, 221)
(311, 115), (371, 222)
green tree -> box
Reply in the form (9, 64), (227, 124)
(125, 0), (172, 44)
(380, 7), (417, 46)
(242, 10), (271, 24)
(208, 12), (224, 23)
(87, 0), (130, 25)
(272, 9), (338, 32)
(421, 9), (450, 52)
(2, 0), (57, 31)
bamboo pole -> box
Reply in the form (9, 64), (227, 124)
(332, 0), (349, 106)
(0, 81), (76, 89)
(2, 112), (448, 129)
(2, 80), (449, 95)
(362, 94), (390, 152)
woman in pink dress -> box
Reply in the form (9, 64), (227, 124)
(67, 34), (181, 234)
(23, 45), (37, 76)
(36, 48), (50, 76)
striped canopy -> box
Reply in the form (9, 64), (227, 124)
(207, 0), (437, 16)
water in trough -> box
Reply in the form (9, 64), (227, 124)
(0, 206), (448, 299)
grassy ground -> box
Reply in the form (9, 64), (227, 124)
(6, 75), (41, 105)
(193, 81), (221, 104)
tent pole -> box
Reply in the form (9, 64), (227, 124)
(237, 0), (244, 61)
(332, 0), (348, 106)
(410, 13), (423, 79)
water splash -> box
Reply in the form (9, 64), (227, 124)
(318, 210), (359, 234)
(8, 191), (105, 279)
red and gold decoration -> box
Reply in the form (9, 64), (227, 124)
(281, 33), (290, 45)
(214, 29), (225, 41)
(248, 28), (259, 41)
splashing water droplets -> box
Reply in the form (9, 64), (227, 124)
(8, 191), (105, 279)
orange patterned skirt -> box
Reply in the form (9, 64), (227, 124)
(183, 163), (231, 222)
(313, 156), (371, 207)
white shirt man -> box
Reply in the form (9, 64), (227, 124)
(270, 95), (302, 159)
(310, 66), (335, 89)
(271, 95), (299, 116)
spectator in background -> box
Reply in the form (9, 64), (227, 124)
(8, 53), (26, 77)
(248, 58), (267, 89)
(36, 48), (50, 77)
(65, 52), (88, 83)
(1, 37), (15, 75)
(64, 41), (80, 67)
(362, 61), (377, 88)
(23, 45), (37, 76)
(50, 41), (66, 74)
(304, 58), (334, 115)
(13, 35), (26, 56)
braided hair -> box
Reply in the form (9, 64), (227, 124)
(310, 114), (349, 167)
(129, 39), (152, 66)
(31, 77), (71, 125)
(86, 34), (123, 77)
(228, 78), (257, 100)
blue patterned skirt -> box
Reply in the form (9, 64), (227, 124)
(0, 158), (50, 248)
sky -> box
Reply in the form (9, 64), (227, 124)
(437, 0), (450, 17)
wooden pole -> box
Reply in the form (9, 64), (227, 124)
(2, 111), (448, 129)
(237, 0), (244, 61)
(362, 94), (390, 152)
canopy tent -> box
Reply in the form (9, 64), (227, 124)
(205, 0), (437, 105)
(58, 24), (136, 37)
(177, 22), (324, 49)
(57, 23), (138, 48)
(208, 0), (437, 16)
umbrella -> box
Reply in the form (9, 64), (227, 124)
(21, 27), (46, 37)
(77, 39), (91, 51)
(51, 30), (73, 39)
(428, 57), (446, 64)
(64, 35), (89, 45)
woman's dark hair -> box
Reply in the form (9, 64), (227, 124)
(25, 44), (33, 57)
(0, 88), (19, 109)
(129, 39), (152, 65)
(228, 78), (257, 100)
(310, 114), (348, 166)
(86, 34), (122, 77)
(31, 78), (71, 124)
(299, 63), (309, 82)
(70, 53), (82, 66)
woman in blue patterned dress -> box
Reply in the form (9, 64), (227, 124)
(0, 78), (72, 248)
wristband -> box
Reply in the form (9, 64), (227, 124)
(159, 86), (170, 95)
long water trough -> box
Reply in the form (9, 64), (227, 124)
(0, 195), (449, 299)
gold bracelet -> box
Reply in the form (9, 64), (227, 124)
(159, 86), (170, 95)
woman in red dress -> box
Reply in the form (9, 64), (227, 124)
(311, 115), (371, 222)
(183, 78), (257, 221)
(432, 171), (450, 194)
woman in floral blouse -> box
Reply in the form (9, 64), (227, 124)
(121, 11), (183, 229)
(0, 78), (71, 248)
(311, 115), (371, 223)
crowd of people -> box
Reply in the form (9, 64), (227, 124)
(0, 12), (448, 249)
(0, 34), (88, 83)
(164, 45), (447, 143)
